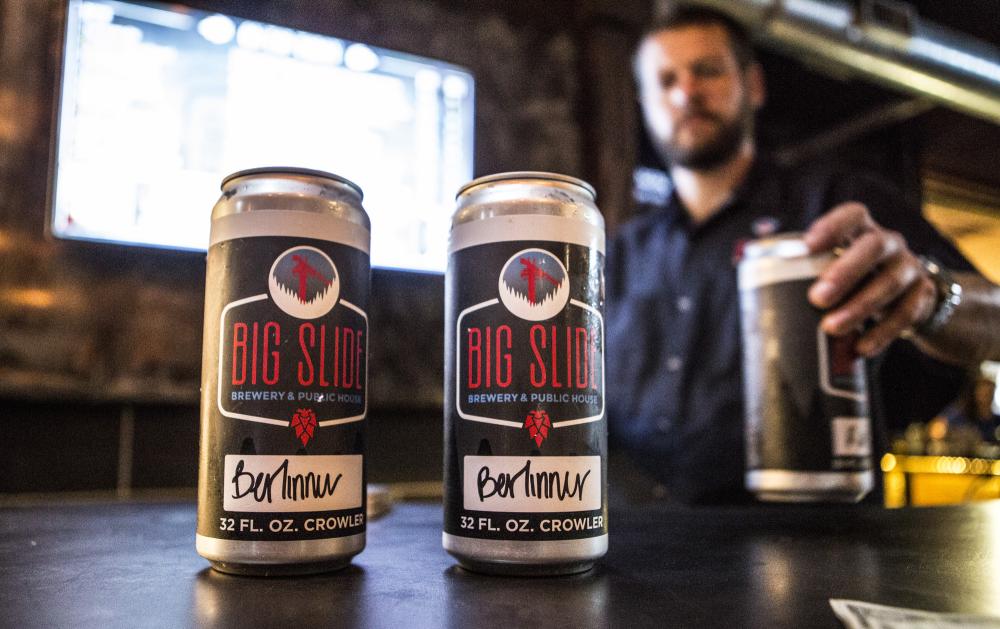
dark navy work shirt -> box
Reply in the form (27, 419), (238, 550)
(606, 159), (972, 504)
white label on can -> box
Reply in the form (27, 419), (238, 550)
(831, 417), (871, 457)
(463, 455), (601, 512)
(223, 455), (363, 512)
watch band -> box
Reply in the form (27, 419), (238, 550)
(916, 256), (962, 336)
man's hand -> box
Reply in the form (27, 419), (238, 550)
(803, 202), (937, 357)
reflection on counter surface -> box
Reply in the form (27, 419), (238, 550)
(4, 499), (1000, 628)
(194, 566), (367, 627)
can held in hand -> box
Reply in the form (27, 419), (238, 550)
(196, 167), (370, 575)
(738, 233), (873, 503)
(443, 172), (608, 575)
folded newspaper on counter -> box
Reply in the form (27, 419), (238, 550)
(831, 599), (1000, 628)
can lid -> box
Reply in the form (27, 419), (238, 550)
(456, 171), (596, 200)
(741, 232), (809, 260)
(221, 167), (364, 200)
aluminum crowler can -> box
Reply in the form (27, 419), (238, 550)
(443, 172), (608, 575)
(196, 167), (370, 575)
(738, 233), (873, 503)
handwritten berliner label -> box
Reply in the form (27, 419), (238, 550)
(223, 455), (363, 512)
(463, 456), (601, 512)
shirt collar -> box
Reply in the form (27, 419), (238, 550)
(658, 156), (775, 235)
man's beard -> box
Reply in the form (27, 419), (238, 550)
(659, 105), (753, 171)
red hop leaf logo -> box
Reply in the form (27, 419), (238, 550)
(290, 408), (317, 446)
(524, 410), (552, 448)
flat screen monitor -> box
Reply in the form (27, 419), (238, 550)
(50, 0), (474, 273)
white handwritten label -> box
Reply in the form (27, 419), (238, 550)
(223, 455), (362, 513)
(831, 417), (871, 457)
(463, 456), (601, 513)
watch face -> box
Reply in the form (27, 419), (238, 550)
(917, 255), (961, 335)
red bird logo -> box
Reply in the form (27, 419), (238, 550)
(290, 254), (332, 303)
(291, 408), (317, 446)
(518, 257), (561, 305)
(524, 410), (552, 448)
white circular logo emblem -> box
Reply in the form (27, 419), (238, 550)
(498, 248), (570, 321)
(268, 246), (339, 319)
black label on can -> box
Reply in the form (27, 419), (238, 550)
(444, 239), (607, 541)
(197, 235), (368, 542)
(742, 278), (872, 474)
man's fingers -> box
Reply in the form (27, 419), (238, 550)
(820, 253), (920, 335)
(854, 278), (937, 356)
(802, 202), (940, 358)
(808, 230), (905, 309)
(803, 202), (875, 253)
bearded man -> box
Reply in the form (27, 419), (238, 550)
(606, 6), (1000, 503)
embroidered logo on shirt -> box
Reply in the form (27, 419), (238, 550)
(752, 216), (781, 237)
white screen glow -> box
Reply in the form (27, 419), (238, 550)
(52, 0), (475, 273)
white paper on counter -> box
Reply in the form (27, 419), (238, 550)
(831, 599), (1000, 628)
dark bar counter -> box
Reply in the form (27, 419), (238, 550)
(1, 499), (998, 628)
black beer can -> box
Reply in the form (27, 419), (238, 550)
(443, 172), (608, 575)
(196, 167), (370, 575)
(738, 233), (873, 502)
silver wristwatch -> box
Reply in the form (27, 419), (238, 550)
(916, 256), (962, 335)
